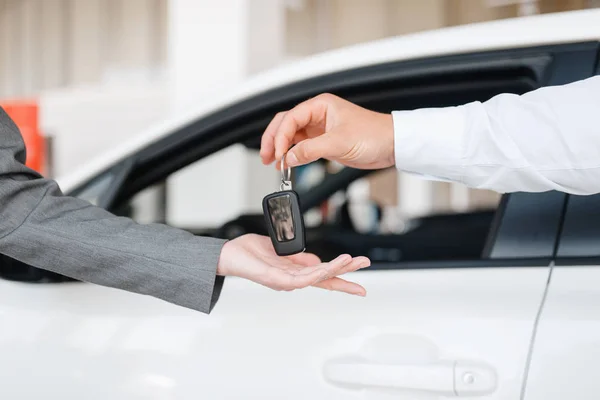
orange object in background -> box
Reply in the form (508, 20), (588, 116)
(1, 101), (45, 174)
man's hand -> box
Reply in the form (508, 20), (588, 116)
(260, 93), (394, 169)
(217, 234), (370, 296)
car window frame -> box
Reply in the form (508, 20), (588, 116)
(101, 47), (556, 206)
(3, 41), (598, 282)
(106, 42), (596, 270)
(77, 42), (599, 268)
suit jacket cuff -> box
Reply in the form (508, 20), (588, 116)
(185, 236), (227, 314)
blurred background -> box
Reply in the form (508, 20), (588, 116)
(1, 0), (598, 236)
(2, 4), (600, 398)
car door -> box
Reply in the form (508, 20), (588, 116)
(522, 193), (600, 396)
(0, 193), (559, 400)
(0, 41), (596, 400)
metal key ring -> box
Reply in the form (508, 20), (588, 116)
(280, 153), (292, 191)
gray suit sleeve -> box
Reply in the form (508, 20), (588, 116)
(0, 107), (226, 313)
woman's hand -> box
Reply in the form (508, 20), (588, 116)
(217, 234), (370, 296)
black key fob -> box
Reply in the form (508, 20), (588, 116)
(262, 157), (305, 256)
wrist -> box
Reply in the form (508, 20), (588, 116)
(374, 112), (395, 168)
(384, 113), (395, 168)
(216, 240), (232, 276)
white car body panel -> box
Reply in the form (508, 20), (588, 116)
(56, 9), (600, 194)
(522, 266), (600, 400)
(1, 268), (548, 399)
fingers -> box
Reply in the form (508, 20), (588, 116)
(260, 96), (329, 165)
(260, 111), (286, 165)
(274, 254), (370, 292)
(304, 253), (370, 296)
(286, 134), (337, 167)
(293, 253), (353, 282)
(340, 256), (371, 274)
(286, 251), (321, 266)
(269, 253), (350, 291)
(274, 98), (328, 162)
(313, 277), (366, 296)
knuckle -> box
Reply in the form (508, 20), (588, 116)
(315, 92), (334, 102)
(298, 144), (312, 161)
(278, 116), (295, 138)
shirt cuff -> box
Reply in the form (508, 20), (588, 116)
(392, 106), (468, 183)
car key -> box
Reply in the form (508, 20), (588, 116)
(262, 155), (306, 256)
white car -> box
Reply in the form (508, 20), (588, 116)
(2, 9), (600, 400)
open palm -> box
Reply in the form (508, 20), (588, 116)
(217, 234), (370, 296)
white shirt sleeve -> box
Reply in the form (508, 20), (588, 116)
(392, 75), (600, 195)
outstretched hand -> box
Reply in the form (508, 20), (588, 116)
(217, 234), (370, 296)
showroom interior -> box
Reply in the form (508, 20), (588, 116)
(1, 1), (600, 399)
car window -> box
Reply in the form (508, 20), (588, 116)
(124, 146), (276, 234)
(556, 194), (600, 261)
(296, 160), (500, 230)
(293, 160), (501, 263)
(122, 149), (501, 265)
(115, 54), (544, 265)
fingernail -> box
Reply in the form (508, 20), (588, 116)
(359, 261), (371, 269)
(287, 152), (299, 167)
(353, 289), (366, 296)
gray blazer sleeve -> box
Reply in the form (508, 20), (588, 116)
(0, 107), (226, 313)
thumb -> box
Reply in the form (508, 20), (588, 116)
(286, 134), (339, 167)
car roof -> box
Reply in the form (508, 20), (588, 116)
(56, 9), (600, 193)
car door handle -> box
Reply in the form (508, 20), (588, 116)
(323, 360), (497, 396)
